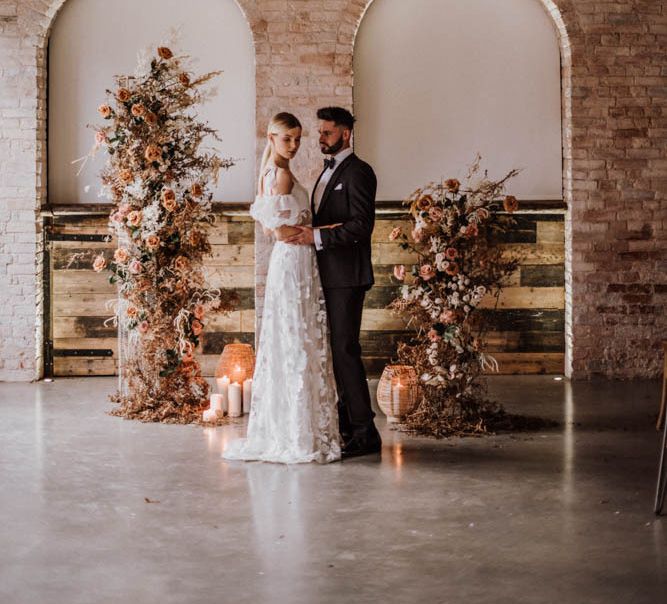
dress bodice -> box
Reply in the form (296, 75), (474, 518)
(250, 166), (312, 228)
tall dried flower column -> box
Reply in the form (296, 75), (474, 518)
(90, 46), (237, 423)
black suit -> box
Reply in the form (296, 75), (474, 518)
(312, 153), (379, 439)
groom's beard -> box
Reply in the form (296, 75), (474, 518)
(320, 136), (344, 156)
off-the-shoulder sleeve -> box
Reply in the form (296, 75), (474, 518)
(249, 194), (303, 229)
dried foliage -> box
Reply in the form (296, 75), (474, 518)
(389, 156), (534, 437)
(90, 46), (237, 423)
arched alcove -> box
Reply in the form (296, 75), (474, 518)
(353, 0), (562, 200)
(353, 0), (573, 376)
(47, 0), (256, 204)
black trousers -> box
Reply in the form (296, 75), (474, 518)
(323, 286), (377, 436)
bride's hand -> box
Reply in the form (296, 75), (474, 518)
(274, 225), (300, 241)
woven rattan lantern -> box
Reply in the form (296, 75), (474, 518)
(377, 365), (419, 423)
(215, 342), (255, 384)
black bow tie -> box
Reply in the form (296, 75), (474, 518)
(323, 157), (336, 170)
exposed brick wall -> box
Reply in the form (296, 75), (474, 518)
(0, 0), (665, 381)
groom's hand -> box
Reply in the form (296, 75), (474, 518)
(285, 226), (314, 246)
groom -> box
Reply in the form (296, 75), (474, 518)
(286, 106), (381, 458)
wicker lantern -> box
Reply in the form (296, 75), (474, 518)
(376, 365), (419, 423)
(215, 342), (255, 384)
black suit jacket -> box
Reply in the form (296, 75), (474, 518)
(311, 153), (376, 289)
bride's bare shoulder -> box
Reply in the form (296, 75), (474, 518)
(274, 167), (295, 195)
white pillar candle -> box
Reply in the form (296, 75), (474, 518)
(209, 393), (224, 412)
(242, 379), (253, 414)
(228, 383), (242, 417)
(390, 381), (404, 422)
(216, 375), (230, 396)
(202, 408), (218, 422)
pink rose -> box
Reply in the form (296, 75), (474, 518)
(110, 211), (123, 223)
(118, 204), (131, 217)
(427, 329), (441, 342)
(428, 206), (444, 222)
(411, 228), (424, 243)
(194, 304), (205, 320)
(445, 247), (458, 260)
(128, 259), (143, 274)
(95, 131), (107, 144)
(191, 319), (203, 336)
(389, 227), (402, 241)
(92, 255), (107, 272)
(393, 265), (406, 281)
(419, 264), (436, 281)
(138, 321), (149, 334)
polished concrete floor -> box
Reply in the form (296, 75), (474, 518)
(0, 376), (665, 604)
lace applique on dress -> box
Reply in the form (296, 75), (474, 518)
(223, 166), (340, 464)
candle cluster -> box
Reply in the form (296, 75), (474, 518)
(202, 367), (253, 422)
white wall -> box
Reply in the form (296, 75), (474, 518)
(48, 0), (255, 204)
(354, 0), (562, 201)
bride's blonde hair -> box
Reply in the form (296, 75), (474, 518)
(258, 112), (302, 190)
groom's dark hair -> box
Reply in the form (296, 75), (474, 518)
(317, 106), (355, 131)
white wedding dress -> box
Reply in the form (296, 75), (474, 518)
(222, 166), (341, 464)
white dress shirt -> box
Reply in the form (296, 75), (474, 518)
(313, 146), (354, 251)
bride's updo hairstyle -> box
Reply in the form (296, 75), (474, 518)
(258, 112), (302, 188)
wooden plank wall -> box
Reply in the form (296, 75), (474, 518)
(45, 204), (565, 377)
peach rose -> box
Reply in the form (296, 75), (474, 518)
(427, 328), (441, 342)
(144, 112), (158, 126)
(145, 234), (160, 251)
(191, 319), (203, 337)
(411, 228), (424, 243)
(92, 255), (107, 272)
(126, 306), (138, 318)
(174, 256), (189, 271)
(503, 195), (519, 213)
(476, 207), (490, 220)
(445, 247), (458, 260)
(188, 231), (203, 247)
(162, 196), (178, 212)
(119, 169), (133, 184)
(128, 259), (143, 274)
(419, 264), (436, 281)
(161, 188), (176, 203)
(179, 73), (190, 87)
(98, 104), (112, 118)
(157, 46), (173, 60)
(144, 144), (161, 163)
(389, 226), (402, 241)
(194, 304), (205, 321)
(445, 262), (459, 276)
(126, 210), (142, 228)
(417, 195), (433, 210)
(440, 309), (456, 324)
(190, 183), (203, 198)
(116, 88), (131, 103)
(445, 178), (460, 193)
(114, 248), (129, 264)
(131, 103), (146, 118)
(393, 264), (406, 281)
(138, 320), (150, 334)
(428, 206), (444, 222)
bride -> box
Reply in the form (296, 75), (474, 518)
(222, 113), (341, 464)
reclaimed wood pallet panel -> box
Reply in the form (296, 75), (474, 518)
(47, 208), (565, 377)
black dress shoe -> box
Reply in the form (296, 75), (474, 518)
(342, 433), (382, 459)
